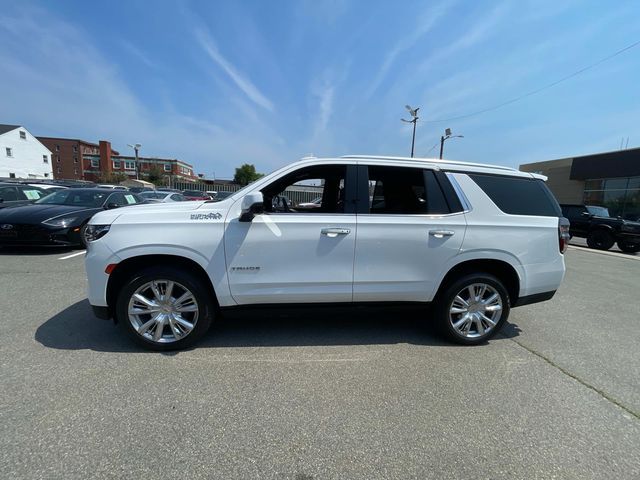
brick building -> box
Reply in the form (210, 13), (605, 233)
(36, 137), (196, 183)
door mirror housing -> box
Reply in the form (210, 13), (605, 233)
(240, 191), (264, 222)
(581, 211), (592, 218)
(105, 202), (120, 210)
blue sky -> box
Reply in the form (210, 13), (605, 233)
(1, 1), (639, 178)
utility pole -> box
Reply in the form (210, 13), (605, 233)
(439, 128), (464, 159)
(127, 143), (142, 180)
(401, 105), (420, 157)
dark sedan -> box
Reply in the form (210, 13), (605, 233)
(0, 188), (143, 248)
(0, 183), (49, 209)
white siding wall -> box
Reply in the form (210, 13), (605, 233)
(0, 127), (53, 179)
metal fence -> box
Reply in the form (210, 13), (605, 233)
(172, 182), (322, 205)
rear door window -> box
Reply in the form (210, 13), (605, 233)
(0, 186), (19, 202)
(468, 174), (561, 217)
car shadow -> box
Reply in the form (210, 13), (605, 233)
(0, 246), (76, 256)
(35, 299), (521, 353)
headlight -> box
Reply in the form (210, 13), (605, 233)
(42, 215), (78, 227)
(84, 224), (110, 242)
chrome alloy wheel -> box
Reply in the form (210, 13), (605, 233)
(127, 280), (199, 344)
(449, 283), (503, 339)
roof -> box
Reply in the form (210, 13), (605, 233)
(0, 124), (20, 135)
(37, 136), (100, 147)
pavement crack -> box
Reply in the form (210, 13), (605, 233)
(505, 337), (639, 420)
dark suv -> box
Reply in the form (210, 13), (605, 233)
(560, 204), (640, 253)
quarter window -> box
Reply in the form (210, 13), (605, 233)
(469, 174), (561, 217)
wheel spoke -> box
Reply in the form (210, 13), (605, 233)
(467, 286), (476, 301)
(150, 281), (163, 302)
(476, 284), (487, 300)
(172, 314), (194, 331)
(164, 281), (175, 300)
(474, 315), (485, 335)
(129, 306), (160, 316)
(137, 316), (157, 335)
(453, 314), (470, 329)
(482, 293), (499, 306)
(133, 293), (158, 309)
(454, 295), (469, 307)
(480, 313), (497, 327)
(153, 317), (165, 341)
(484, 304), (502, 312)
(167, 315), (183, 339)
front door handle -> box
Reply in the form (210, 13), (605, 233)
(429, 229), (455, 238)
(321, 227), (351, 237)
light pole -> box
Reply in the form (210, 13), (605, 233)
(127, 143), (141, 180)
(439, 128), (463, 159)
(401, 105), (420, 157)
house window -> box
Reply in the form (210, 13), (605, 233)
(124, 161), (136, 170)
(9, 173), (16, 178)
(91, 158), (99, 168)
(74, 156), (78, 163)
(164, 164), (172, 172)
(5, 148), (12, 157)
(55, 145), (60, 151)
(19, 131), (26, 139)
(113, 160), (121, 169)
(74, 168), (78, 175)
(73, 146), (78, 153)
(43, 155), (49, 163)
(57, 167), (61, 174)
(44, 173), (49, 178)
(56, 155), (60, 163)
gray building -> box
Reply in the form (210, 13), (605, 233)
(520, 148), (640, 220)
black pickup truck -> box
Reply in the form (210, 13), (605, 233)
(560, 204), (640, 253)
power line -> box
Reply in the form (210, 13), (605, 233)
(422, 39), (640, 124)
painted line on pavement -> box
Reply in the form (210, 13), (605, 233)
(58, 251), (86, 260)
(568, 244), (640, 261)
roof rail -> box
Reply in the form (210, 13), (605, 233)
(340, 155), (518, 172)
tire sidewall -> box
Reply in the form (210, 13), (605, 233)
(115, 266), (214, 351)
(618, 240), (640, 253)
(435, 273), (510, 345)
(587, 230), (614, 250)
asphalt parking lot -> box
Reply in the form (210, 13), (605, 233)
(1, 247), (639, 479)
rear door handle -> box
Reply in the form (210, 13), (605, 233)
(429, 230), (455, 238)
(321, 227), (351, 237)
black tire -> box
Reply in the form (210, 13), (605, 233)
(434, 273), (510, 345)
(618, 240), (640, 253)
(115, 266), (214, 351)
(78, 223), (88, 249)
(586, 230), (615, 250)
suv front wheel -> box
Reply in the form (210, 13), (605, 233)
(115, 266), (214, 350)
(435, 273), (510, 345)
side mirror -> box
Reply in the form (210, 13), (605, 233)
(105, 202), (120, 210)
(239, 191), (264, 222)
(581, 211), (592, 218)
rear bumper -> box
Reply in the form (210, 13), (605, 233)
(512, 290), (556, 307)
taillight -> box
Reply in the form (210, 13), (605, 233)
(558, 217), (570, 254)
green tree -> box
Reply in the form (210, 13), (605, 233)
(97, 172), (127, 184)
(144, 165), (166, 185)
(233, 163), (263, 186)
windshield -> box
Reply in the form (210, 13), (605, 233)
(35, 190), (109, 207)
(586, 205), (611, 217)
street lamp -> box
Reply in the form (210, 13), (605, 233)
(127, 143), (142, 180)
(439, 128), (463, 159)
(401, 104), (420, 158)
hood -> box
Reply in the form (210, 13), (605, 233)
(0, 203), (101, 224)
(90, 198), (235, 225)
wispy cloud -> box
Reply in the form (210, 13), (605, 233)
(195, 28), (274, 111)
(365, 1), (453, 98)
(119, 40), (157, 69)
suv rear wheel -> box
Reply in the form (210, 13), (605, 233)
(586, 230), (614, 250)
(435, 273), (510, 345)
(618, 240), (640, 253)
(115, 266), (214, 350)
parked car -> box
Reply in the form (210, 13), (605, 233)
(297, 196), (322, 209)
(0, 183), (49, 209)
(27, 183), (68, 192)
(84, 155), (568, 351)
(96, 184), (129, 190)
(0, 188), (143, 248)
(560, 204), (640, 252)
(210, 191), (233, 202)
(140, 191), (187, 203)
(182, 190), (212, 201)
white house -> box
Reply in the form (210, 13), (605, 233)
(0, 124), (53, 180)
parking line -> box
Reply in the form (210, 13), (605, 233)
(58, 251), (86, 260)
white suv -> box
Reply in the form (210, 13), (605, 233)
(84, 155), (569, 350)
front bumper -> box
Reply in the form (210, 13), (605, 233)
(0, 223), (82, 246)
